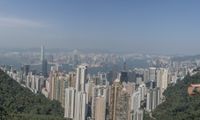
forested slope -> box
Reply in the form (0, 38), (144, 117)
(145, 73), (200, 120)
(0, 70), (66, 120)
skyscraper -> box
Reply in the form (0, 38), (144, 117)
(41, 45), (44, 61)
(138, 83), (146, 101)
(76, 65), (87, 92)
(143, 69), (149, 83)
(109, 79), (131, 120)
(149, 67), (156, 81)
(120, 71), (128, 83)
(41, 45), (48, 77)
(156, 68), (161, 87)
(74, 64), (88, 120)
(156, 68), (168, 100)
(65, 87), (76, 119)
(133, 109), (143, 120)
(152, 88), (160, 109)
(131, 91), (141, 118)
(42, 59), (48, 77)
(146, 89), (153, 112)
(68, 72), (76, 88)
(91, 86), (107, 119)
(48, 69), (59, 101)
(23, 64), (30, 76)
(120, 60), (128, 83)
(109, 79), (122, 120)
(115, 87), (130, 120)
(74, 92), (87, 120)
(146, 88), (160, 112)
(160, 68), (168, 98)
(95, 96), (106, 120)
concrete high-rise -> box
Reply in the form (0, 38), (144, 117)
(91, 85), (107, 119)
(74, 92), (87, 120)
(131, 91), (141, 114)
(42, 59), (48, 77)
(109, 79), (131, 120)
(48, 70), (58, 100)
(160, 68), (168, 97)
(65, 87), (75, 119)
(146, 89), (152, 112)
(76, 65), (87, 92)
(68, 72), (76, 88)
(156, 68), (161, 87)
(149, 67), (156, 81)
(156, 68), (168, 99)
(49, 70), (68, 107)
(41, 45), (44, 61)
(146, 88), (160, 112)
(41, 45), (48, 77)
(86, 80), (95, 103)
(152, 88), (160, 109)
(115, 87), (130, 120)
(138, 83), (146, 101)
(73, 65), (88, 120)
(23, 64), (30, 76)
(120, 71), (128, 83)
(133, 109), (143, 120)
(95, 96), (106, 120)
(109, 79), (122, 120)
(143, 69), (149, 83)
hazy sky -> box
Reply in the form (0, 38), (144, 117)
(0, 0), (200, 55)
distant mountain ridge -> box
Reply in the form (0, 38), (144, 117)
(172, 54), (200, 61)
(0, 70), (65, 120)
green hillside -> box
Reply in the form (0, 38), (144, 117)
(144, 73), (200, 120)
(0, 70), (65, 120)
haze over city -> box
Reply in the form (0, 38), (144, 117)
(0, 0), (200, 55)
(2, 1), (200, 120)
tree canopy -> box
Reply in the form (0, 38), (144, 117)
(144, 73), (200, 120)
(0, 70), (66, 120)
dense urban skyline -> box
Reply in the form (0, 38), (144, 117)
(1, 45), (197, 120)
(0, 1), (200, 54)
(1, 1), (200, 120)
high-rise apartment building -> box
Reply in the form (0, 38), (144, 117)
(156, 68), (168, 99)
(73, 64), (88, 120)
(48, 70), (58, 100)
(94, 96), (106, 120)
(133, 109), (143, 120)
(109, 79), (122, 120)
(74, 92), (87, 120)
(68, 72), (76, 88)
(49, 70), (68, 107)
(64, 87), (75, 119)
(146, 88), (160, 112)
(149, 67), (156, 81)
(131, 91), (141, 118)
(91, 85), (107, 119)
(138, 83), (146, 101)
(109, 79), (131, 120)
(115, 87), (130, 120)
(76, 65), (87, 92)
(143, 69), (149, 83)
